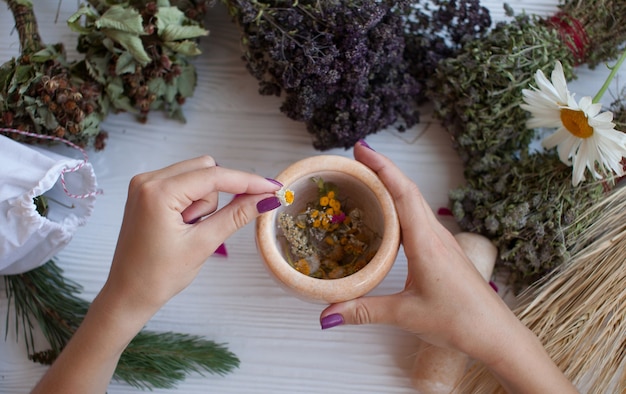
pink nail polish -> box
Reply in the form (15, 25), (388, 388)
(320, 313), (344, 330)
(266, 178), (283, 187)
(257, 196), (281, 214)
(358, 139), (375, 151)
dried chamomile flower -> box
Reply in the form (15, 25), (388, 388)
(276, 188), (294, 206)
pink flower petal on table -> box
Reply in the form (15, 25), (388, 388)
(214, 243), (228, 257)
(437, 207), (453, 216)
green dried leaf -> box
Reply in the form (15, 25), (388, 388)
(11, 65), (34, 89)
(40, 106), (59, 130)
(164, 40), (202, 56)
(156, 6), (207, 43)
(164, 83), (177, 103)
(81, 113), (103, 137)
(101, 37), (119, 55)
(30, 45), (63, 63)
(105, 30), (151, 66)
(0, 59), (16, 92)
(156, 6), (186, 27)
(96, 5), (146, 35)
(106, 77), (137, 113)
(85, 54), (110, 84)
(177, 64), (196, 97)
(160, 24), (208, 42)
(67, 5), (99, 35)
(115, 51), (137, 75)
(147, 77), (167, 97)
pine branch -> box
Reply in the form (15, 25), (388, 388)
(118, 331), (240, 389)
(4, 260), (239, 390)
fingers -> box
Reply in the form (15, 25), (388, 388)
(193, 192), (274, 252)
(142, 155), (218, 180)
(319, 294), (414, 330)
(353, 141), (442, 255)
(159, 165), (281, 214)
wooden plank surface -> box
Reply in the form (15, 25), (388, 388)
(0, 1), (623, 393)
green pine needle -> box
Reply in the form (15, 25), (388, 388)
(4, 260), (239, 390)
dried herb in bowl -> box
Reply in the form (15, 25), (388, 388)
(277, 178), (380, 279)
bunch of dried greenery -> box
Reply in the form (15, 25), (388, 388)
(68, 0), (209, 122)
(457, 184), (626, 394)
(431, 1), (626, 289)
(0, 0), (108, 149)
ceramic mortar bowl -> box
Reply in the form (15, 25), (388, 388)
(256, 155), (400, 304)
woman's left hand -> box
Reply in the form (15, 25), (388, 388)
(103, 155), (283, 319)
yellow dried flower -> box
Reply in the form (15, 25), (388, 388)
(276, 188), (295, 206)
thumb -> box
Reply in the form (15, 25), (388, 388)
(319, 293), (406, 330)
(194, 193), (279, 253)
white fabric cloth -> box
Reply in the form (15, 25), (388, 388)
(0, 135), (98, 275)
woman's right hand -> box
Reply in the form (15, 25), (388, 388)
(319, 141), (577, 393)
(321, 141), (510, 354)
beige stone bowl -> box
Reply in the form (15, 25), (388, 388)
(256, 155), (400, 304)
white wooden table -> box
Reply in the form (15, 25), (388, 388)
(0, 1), (622, 393)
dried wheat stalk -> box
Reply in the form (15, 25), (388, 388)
(457, 185), (626, 393)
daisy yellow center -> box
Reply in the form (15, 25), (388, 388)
(560, 108), (593, 138)
(283, 189), (294, 205)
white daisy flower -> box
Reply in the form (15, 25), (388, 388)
(275, 187), (294, 206)
(521, 61), (626, 186)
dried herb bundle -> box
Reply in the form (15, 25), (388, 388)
(403, 0), (491, 93)
(68, 0), (209, 122)
(4, 260), (239, 389)
(458, 185), (626, 394)
(449, 151), (606, 291)
(430, 2), (626, 289)
(0, 0), (108, 149)
(223, 0), (490, 150)
(223, 0), (418, 150)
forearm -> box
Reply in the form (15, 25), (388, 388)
(31, 284), (153, 394)
(473, 314), (578, 393)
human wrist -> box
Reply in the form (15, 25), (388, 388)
(90, 281), (158, 339)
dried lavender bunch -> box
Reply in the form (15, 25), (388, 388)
(0, 0), (108, 149)
(449, 151), (606, 291)
(68, 0), (209, 122)
(222, 0), (420, 150)
(403, 0), (491, 101)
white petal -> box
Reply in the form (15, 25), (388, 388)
(542, 128), (569, 149)
(571, 143), (588, 186)
(589, 110), (614, 125)
(534, 70), (565, 104)
(550, 61), (570, 103)
(559, 134), (580, 165)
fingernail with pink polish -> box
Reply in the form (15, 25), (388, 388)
(358, 139), (375, 151)
(257, 196), (281, 214)
(321, 313), (344, 330)
(266, 178), (283, 187)
(186, 217), (201, 224)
